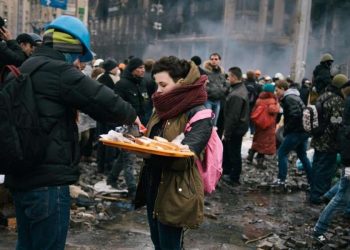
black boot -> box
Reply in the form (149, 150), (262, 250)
(256, 158), (266, 169)
(247, 149), (255, 163)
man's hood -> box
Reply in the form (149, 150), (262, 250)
(283, 88), (300, 98)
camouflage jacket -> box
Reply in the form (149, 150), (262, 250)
(311, 88), (344, 152)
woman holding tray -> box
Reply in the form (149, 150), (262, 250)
(134, 56), (212, 249)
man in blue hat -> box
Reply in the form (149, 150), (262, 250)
(5, 16), (140, 250)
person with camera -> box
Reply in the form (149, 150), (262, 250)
(0, 18), (26, 68)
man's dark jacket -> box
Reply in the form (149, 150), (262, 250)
(280, 88), (305, 135)
(114, 69), (146, 124)
(224, 82), (249, 138)
(5, 46), (136, 190)
(97, 72), (115, 90)
(313, 62), (332, 94)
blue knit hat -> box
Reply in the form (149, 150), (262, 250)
(263, 83), (275, 93)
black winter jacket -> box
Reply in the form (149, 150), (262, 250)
(224, 82), (249, 138)
(204, 65), (227, 101)
(313, 63), (332, 94)
(5, 46), (136, 190)
(280, 88), (305, 136)
(114, 69), (146, 124)
(97, 72), (116, 90)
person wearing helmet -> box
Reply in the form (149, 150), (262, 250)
(5, 15), (140, 249)
(273, 72), (285, 82)
(310, 74), (348, 205)
(312, 53), (334, 95)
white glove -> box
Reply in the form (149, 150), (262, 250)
(344, 167), (350, 179)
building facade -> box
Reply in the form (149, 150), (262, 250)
(0, 0), (88, 37)
(88, 0), (349, 80)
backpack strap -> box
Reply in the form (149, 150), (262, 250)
(20, 59), (50, 76)
(185, 108), (213, 132)
(0, 65), (21, 83)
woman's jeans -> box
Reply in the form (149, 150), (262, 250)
(11, 186), (70, 250)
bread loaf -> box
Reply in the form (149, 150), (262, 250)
(134, 136), (152, 146)
(149, 141), (180, 151)
(154, 136), (169, 143)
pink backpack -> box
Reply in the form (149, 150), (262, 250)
(185, 109), (223, 194)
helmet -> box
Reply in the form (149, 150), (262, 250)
(93, 58), (104, 67)
(321, 53), (334, 62)
(46, 15), (93, 62)
(264, 75), (272, 81)
(332, 74), (348, 88)
(274, 72), (285, 80)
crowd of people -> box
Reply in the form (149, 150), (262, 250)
(1, 14), (350, 249)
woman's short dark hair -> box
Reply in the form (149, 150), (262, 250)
(152, 56), (191, 82)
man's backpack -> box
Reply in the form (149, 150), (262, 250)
(302, 95), (334, 137)
(185, 109), (223, 194)
(0, 65), (19, 85)
(0, 60), (49, 175)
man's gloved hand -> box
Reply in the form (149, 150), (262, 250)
(344, 167), (350, 179)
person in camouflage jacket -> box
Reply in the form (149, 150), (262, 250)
(310, 74), (348, 204)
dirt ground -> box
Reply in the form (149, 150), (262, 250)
(0, 137), (338, 250)
(0, 180), (323, 250)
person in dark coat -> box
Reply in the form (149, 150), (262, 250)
(191, 55), (207, 76)
(274, 80), (312, 186)
(222, 67), (249, 186)
(0, 27), (26, 68)
(300, 78), (311, 105)
(98, 58), (119, 89)
(142, 59), (156, 124)
(96, 58), (120, 173)
(107, 57), (146, 197)
(203, 53), (227, 126)
(312, 53), (334, 95)
(5, 16), (138, 249)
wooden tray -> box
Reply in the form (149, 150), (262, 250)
(100, 139), (194, 158)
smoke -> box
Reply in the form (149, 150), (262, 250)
(308, 0), (350, 77)
(142, 0), (295, 79)
(92, 0), (350, 79)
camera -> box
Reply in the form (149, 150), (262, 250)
(0, 16), (7, 31)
